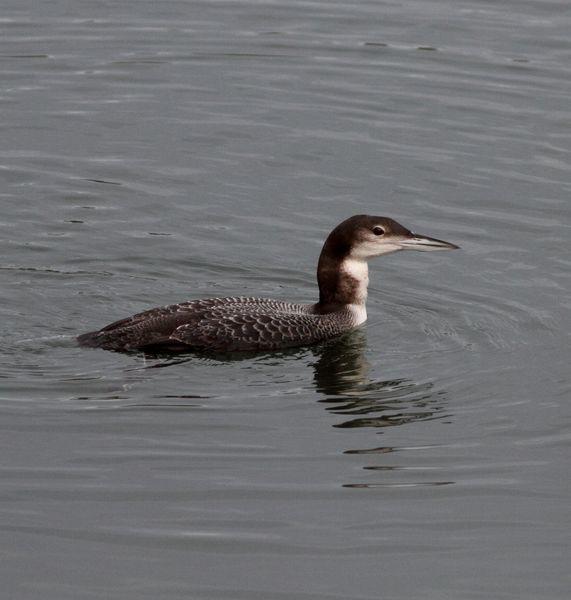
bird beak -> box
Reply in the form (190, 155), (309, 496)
(397, 232), (460, 251)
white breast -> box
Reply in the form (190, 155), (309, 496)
(348, 303), (368, 326)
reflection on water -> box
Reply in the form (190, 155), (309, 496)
(311, 330), (454, 488)
(118, 330), (452, 489)
(311, 329), (372, 397)
(136, 329), (450, 445)
(312, 329), (449, 430)
(137, 330), (449, 433)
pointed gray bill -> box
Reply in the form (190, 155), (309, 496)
(398, 233), (460, 251)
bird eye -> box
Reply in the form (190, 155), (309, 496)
(372, 226), (385, 236)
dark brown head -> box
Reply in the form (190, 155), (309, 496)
(316, 215), (459, 309)
(321, 215), (459, 260)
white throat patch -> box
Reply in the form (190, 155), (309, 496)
(342, 258), (369, 282)
(341, 258), (369, 306)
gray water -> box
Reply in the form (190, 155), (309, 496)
(2, 1), (570, 598)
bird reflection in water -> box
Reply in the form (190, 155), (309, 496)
(312, 328), (446, 430)
(312, 329), (453, 488)
(139, 329), (453, 488)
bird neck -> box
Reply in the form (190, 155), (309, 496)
(316, 250), (369, 312)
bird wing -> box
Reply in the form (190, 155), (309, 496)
(79, 297), (314, 351)
(170, 309), (353, 352)
(97, 297), (311, 332)
(97, 297), (254, 333)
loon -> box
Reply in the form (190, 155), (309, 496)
(77, 215), (458, 353)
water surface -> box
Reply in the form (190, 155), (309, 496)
(1, 1), (570, 598)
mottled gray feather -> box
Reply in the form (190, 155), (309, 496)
(170, 308), (355, 352)
(78, 296), (355, 352)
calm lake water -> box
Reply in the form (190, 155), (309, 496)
(2, 1), (570, 598)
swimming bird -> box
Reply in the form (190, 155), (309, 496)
(78, 215), (458, 353)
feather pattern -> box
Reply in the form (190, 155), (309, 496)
(77, 296), (357, 352)
(171, 305), (356, 352)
